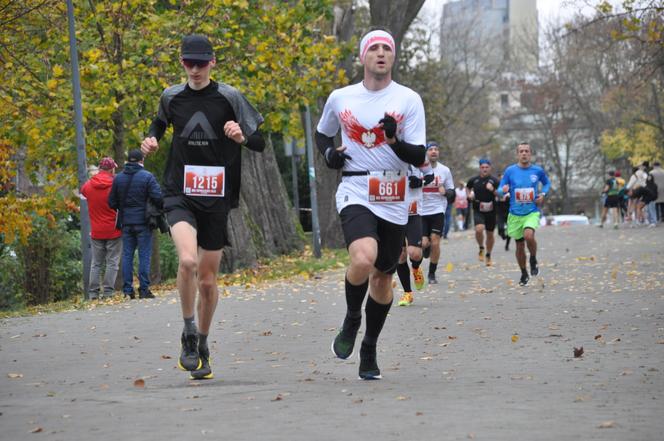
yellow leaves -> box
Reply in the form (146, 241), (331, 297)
(511, 334), (519, 343)
(46, 79), (59, 91)
(601, 124), (661, 165)
(52, 65), (64, 77)
(596, 1), (613, 14)
(85, 48), (103, 63)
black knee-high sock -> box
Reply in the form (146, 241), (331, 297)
(410, 257), (422, 269)
(363, 296), (392, 346)
(345, 276), (368, 320)
(428, 262), (438, 276)
(396, 262), (411, 292)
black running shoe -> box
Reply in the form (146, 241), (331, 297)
(139, 289), (155, 299)
(359, 342), (381, 380)
(190, 345), (213, 380)
(519, 272), (530, 286)
(428, 274), (438, 284)
(178, 331), (201, 371)
(124, 290), (136, 300)
(423, 246), (431, 259)
(529, 256), (539, 276)
(331, 315), (361, 359)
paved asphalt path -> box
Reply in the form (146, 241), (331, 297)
(1, 225), (663, 440)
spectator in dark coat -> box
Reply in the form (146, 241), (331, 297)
(109, 150), (163, 299)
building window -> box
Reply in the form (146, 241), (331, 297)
(500, 93), (509, 110)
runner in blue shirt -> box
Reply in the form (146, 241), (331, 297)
(497, 143), (551, 286)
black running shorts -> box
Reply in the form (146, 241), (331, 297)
(339, 205), (406, 274)
(421, 212), (445, 237)
(604, 195), (621, 208)
(164, 195), (230, 250)
(473, 209), (496, 231)
(405, 215), (423, 247)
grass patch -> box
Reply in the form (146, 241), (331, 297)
(0, 247), (348, 319)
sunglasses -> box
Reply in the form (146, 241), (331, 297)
(182, 59), (210, 69)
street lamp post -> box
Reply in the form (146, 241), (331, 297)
(66, 0), (92, 298)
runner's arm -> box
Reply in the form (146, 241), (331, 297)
(242, 130), (266, 152)
(497, 170), (510, 197)
(540, 169), (551, 195)
(315, 130), (335, 156)
(315, 130), (351, 169)
(387, 138), (426, 167)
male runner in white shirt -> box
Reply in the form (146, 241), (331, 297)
(420, 142), (455, 284)
(316, 28), (427, 380)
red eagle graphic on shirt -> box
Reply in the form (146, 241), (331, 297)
(339, 109), (405, 149)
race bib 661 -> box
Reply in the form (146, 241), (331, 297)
(368, 171), (406, 203)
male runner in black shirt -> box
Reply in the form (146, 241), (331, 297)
(467, 159), (500, 266)
(141, 35), (264, 380)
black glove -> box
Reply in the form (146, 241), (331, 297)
(324, 147), (352, 169)
(408, 175), (423, 189)
(423, 173), (434, 186)
(445, 188), (456, 203)
(378, 114), (397, 139)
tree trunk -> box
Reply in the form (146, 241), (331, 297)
(220, 198), (261, 273)
(369, 0), (426, 74)
(220, 136), (304, 271)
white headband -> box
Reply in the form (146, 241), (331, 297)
(359, 30), (395, 63)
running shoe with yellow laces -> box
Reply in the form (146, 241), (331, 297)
(398, 292), (413, 306)
(190, 345), (213, 380)
(485, 253), (492, 267)
(178, 331), (202, 371)
(478, 247), (485, 262)
(412, 267), (425, 290)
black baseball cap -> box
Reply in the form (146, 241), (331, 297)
(181, 35), (214, 61)
(127, 149), (144, 163)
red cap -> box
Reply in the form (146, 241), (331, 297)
(614, 171), (621, 177)
(98, 157), (118, 170)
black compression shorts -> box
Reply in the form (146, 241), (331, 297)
(164, 195), (230, 250)
(473, 209), (496, 231)
(339, 205), (406, 274)
(405, 215), (423, 247)
(421, 212), (445, 237)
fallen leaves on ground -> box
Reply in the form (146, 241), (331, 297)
(598, 421), (616, 429)
(574, 347), (584, 358)
(133, 379), (145, 388)
(7, 373), (23, 379)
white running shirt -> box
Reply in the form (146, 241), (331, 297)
(420, 162), (454, 215)
(317, 81), (426, 225)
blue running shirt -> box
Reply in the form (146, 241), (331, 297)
(498, 164), (551, 216)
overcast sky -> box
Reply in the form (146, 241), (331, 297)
(419, 0), (621, 28)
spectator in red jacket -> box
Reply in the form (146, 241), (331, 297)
(81, 157), (122, 299)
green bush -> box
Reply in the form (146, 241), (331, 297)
(49, 224), (82, 302)
(0, 247), (22, 310)
(1, 216), (82, 309)
(159, 233), (178, 281)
